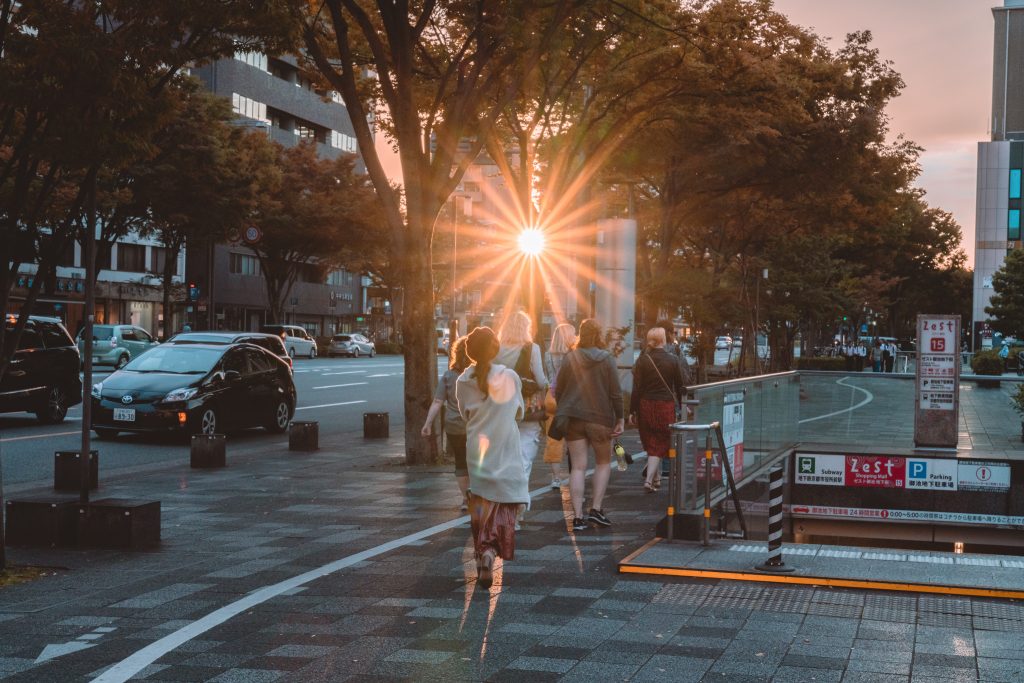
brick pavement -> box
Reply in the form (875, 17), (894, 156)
(0, 425), (1022, 682)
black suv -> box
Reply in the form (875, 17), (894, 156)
(1, 314), (83, 423)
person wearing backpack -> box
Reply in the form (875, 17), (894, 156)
(494, 311), (548, 519)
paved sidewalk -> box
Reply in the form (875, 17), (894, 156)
(0, 430), (1022, 682)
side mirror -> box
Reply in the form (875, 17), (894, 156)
(224, 370), (242, 382)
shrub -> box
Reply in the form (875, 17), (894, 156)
(375, 341), (403, 355)
(971, 350), (1003, 375)
(796, 357), (847, 371)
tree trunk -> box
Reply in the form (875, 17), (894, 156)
(400, 238), (440, 465)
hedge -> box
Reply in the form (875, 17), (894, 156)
(795, 357), (848, 371)
(971, 350), (1003, 376)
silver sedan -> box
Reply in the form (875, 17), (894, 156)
(328, 333), (376, 358)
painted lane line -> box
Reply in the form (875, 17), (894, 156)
(91, 457), (636, 683)
(312, 382), (369, 390)
(294, 400), (367, 411)
(798, 376), (874, 424)
(320, 371), (368, 376)
(0, 430), (79, 443)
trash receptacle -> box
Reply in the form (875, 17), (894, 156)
(363, 412), (389, 438)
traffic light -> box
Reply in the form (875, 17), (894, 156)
(842, 315), (848, 321)
(188, 283), (199, 301)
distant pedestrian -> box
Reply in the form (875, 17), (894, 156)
(872, 340), (883, 372)
(422, 335), (470, 510)
(457, 326), (527, 589)
(884, 340), (898, 373)
(855, 342), (866, 372)
(555, 318), (625, 531)
(1000, 342), (1010, 373)
(630, 327), (686, 493)
(495, 311), (548, 521)
(542, 322), (576, 489)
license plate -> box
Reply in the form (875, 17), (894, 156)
(113, 408), (135, 422)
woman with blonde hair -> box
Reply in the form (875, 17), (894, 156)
(494, 310), (548, 515)
(630, 327), (686, 493)
(542, 322), (576, 488)
(456, 327), (527, 588)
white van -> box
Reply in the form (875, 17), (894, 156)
(261, 324), (317, 359)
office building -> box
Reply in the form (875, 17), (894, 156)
(973, 0), (1024, 346)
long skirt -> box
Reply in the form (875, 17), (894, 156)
(638, 398), (676, 460)
(469, 493), (522, 561)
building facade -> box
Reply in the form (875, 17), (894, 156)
(185, 51), (365, 337)
(11, 234), (186, 338)
(974, 0), (1024, 346)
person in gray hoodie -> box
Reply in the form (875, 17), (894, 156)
(554, 318), (624, 531)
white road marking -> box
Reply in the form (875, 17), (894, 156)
(798, 376), (874, 424)
(319, 371), (368, 376)
(367, 373), (396, 378)
(89, 460), (638, 683)
(312, 382), (369, 390)
(294, 400), (367, 411)
(0, 430), (79, 443)
(36, 641), (95, 663)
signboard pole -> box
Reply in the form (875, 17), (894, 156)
(914, 314), (960, 449)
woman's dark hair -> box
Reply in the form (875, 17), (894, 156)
(450, 335), (470, 372)
(466, 327), (500, 396)
(575, 319), (605, 350)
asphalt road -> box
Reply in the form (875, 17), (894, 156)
(0, 354), (443, 488)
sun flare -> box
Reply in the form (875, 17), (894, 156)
(517, 228), (545, 257)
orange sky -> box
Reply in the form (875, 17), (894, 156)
(773, 0), (995, 267)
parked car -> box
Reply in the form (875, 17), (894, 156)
(327, 333), (375, 358)
(0, 314), (82, 423)
(90, 342), (296, 439)
(715, 336), (732, 350)
(436, 328), (450, 355)
(260, 324), (317, 359)
(164, 331), (292, 370)
(77, 324), (160, 369)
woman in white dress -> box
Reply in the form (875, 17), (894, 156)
(457, 326), (528, 588)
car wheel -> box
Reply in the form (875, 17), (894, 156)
(94, 428), (119, 440)
(353, 348), (359, 358)
(35, 385), (69, 424)
(310, 346), (317, 359)
(288, 347), (295, 359)
(370, 348), (375, 358)
(265, 400), (291, 433)
(191, 407), (218, 436)
(115, 354), (129, 369)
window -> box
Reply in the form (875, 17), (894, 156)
(330, 130), (358, 152)
(1011, 210), (1021, 241)
(244, 347), (272, 372)
(119, 328), (138, 342)
(150, 247), (173, 275)
(231, 92), (270, 126)
(300, 323), (318, 337)
(1012, 169), (1022, 200)
(95, 243), (112, 271)
(294, 124), (316, 140)
(234, 51), (268, 72)
(327, 269), (354, 286)
(8, 326), (43, 352)
(135, 328), (153, 343)
(222, 349), (248, 375)
(39, 322), (72, 349)
(117, 243), (146, 272)
(229, 253), (260, 276)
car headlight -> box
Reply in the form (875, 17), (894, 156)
(163, 387), (198, 402)
(91, 382), (103, 398)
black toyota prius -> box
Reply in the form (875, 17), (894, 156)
(90, 343), (296, 439)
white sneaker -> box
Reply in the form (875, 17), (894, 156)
(514, 521), (522, 531)
(550, 477), (561, 489)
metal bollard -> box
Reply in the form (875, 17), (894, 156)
(702, 431), (712, 547)
(756, 464), (794, 572)
(666, 433), (678, 542)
